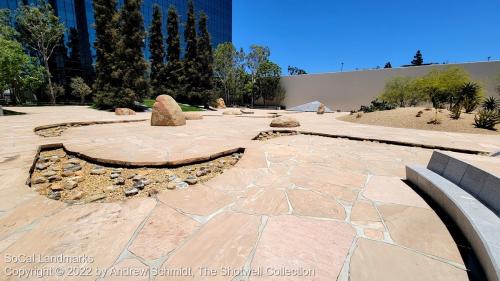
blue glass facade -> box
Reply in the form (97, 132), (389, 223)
(1, 0), (232, 76)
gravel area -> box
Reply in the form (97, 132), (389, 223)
(338, 107), (499, 135)
(30, 148), (243, 203)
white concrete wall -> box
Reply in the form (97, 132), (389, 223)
(281, 61), (500, 111)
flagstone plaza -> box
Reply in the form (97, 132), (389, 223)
(0, 106), (499, 280)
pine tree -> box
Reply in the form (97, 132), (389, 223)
(411, 50), (423, 66)
(114, 0), (149, 107)
(92, 0), (119, 108)
(149, 4), (166, 96)
(384, 62), (392, 68)
(182, 0), (199, 103)
(196, 12), (214, 106)
(164, 5), (183, 98)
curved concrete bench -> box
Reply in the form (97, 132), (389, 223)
(406, 152), (500, 281)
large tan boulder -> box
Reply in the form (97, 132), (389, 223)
(317, 103), (325, 115)
(184, 112), (203, 120)
(216, 98), (226, 109)
(115, 108), (136, 115)
(270, 116), (300, 128)
(222, 109), (242, 116)
(151, 95), (186, 126)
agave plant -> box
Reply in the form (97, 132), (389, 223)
(482, 96), (498, 111)
(460, 82), (481, 113)
(474, 109), (499, 130)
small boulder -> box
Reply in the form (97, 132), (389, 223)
(184, 112), (203, 120)
(151, 95), (186, 126)
(317, 103), (325, 115)
(270, 116), (301, 128)
(115, 108), (136, 115)
(215, 98), (226, 109)
(223, 109), (242, 116)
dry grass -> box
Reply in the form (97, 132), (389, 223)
(338, 107), (499, 135)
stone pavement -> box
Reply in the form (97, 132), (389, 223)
(0, 106), (499, 281)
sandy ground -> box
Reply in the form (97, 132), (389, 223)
(338, 107), (499, 135)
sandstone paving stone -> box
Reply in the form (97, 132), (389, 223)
(0, 198), (156, 281)
(156, 212), (261, 281)
(0, 196), (63, 238)
(378, 204), (464, 264)
(349, 239), (470, 281)
(364, 228), (384, 240)
(158, 185), (234, 216)
(350, 200), (384, 230)
(128, 204), (201, 260)
(363, 175), (430, 208)
(232, 188), (289, 215)
(251, 215), (355, 281)
(287, 189), (346, 220)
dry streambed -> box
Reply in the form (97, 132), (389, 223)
(30, 148), (243, 203)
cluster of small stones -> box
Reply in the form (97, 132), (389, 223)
(255, 130), (300, 141)
(36, 124), (83, 137)
(30, 148), (243, 203)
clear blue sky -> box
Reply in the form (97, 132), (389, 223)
(233, 0), (500, 75)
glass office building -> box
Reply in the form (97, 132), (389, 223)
(1, 0), (232, 82)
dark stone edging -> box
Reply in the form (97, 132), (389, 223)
(27, 143), (245, 187)
(253, 130), (489, 155)
(33, 119), (149, 133)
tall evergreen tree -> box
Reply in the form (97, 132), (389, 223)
(92, 0), (119, 108)
(182, 0), (199, 102)
(196, 12), (213, 106)
(65, 27), (83, 80)
(114, 0), (149, 107)
(149, 4), (166, 96)
(411, 50), (423, 66)
(164, 5), (182, 97)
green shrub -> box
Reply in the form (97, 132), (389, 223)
(70, 77), (92, 104)
(360, 99), (395, 113)
(474, 110), (499, 130)
(379, 76), (425, 107)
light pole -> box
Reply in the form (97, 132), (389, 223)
(340, 62), (344, 72)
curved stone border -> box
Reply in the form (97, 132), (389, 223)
(34, 119), (148, 137)
(253, 130), (489, 155)
(28, 143), (245, 180)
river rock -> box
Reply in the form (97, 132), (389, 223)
(151, 95), (186, 126)
(32, 177), (47, 184)
(124, 187), (139, 196)
(64, 180), (78, 190)
(114, 177), (125, 186)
